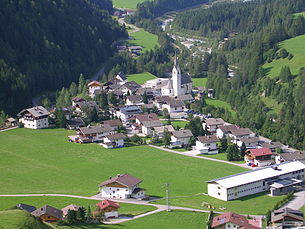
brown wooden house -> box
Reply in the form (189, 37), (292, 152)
(31, 205), (63, 223)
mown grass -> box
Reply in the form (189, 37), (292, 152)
(128, 29), (159, 52)
(161, 120), (189, 129)
(206, 98), (236, 117)
(0, 128), (285, 214)
(192, 78), (208, 87)
(0, 196), (156, 216)
(263, 34), (305, 78)
(113, 0), (146, 10)
(127, 72), (157, 84)
(200, 153), (245, 164)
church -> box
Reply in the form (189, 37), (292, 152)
(161, 56), (192, 97)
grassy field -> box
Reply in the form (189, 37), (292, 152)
(206, 98), (236, 117)
(161, 120), (189, 129)
(192, 78), (208, 88)
(260, 96), (283, 114)
(200, 153), (245, 164)
(113, 0), (146, 10)
(127, 72), (157, 84)
(263, 34), (305, 78)
(293, 11), (305, 18)
(0, 128), (285, 214)
(0, 196), (156, 216)
(128, 29), (159, 52)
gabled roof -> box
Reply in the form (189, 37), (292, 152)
(15, 203), (36, 213)
(197, 135), (219, 144)
(247, 148), (272, 157)
(218, 125), (238, 132)
(126, 95), (143, 103)
(61, 204), (81, 215)
(99, 173), (142, 188)
(212, 212), (260, 229)
(154, 125), (175, 133)
(164, 79), (173, 89)
(102, 119), (122, 127)
(119, 105), (142, 115)
(66, 117), (85, 128)
(278, 151), (305, 161)
(240, 137), (260, 144)
(166, 99), (185, 107)
(31, 205), (63, 220)
(172, 129), (193, 138)
(105, 133), (127, 140)
(272, 208), (304, 223)
(120, 81), (141, 91)
(96, 200), (120, 210)
(88, 80), (101, 87)
(181, 73), (192, 85)
(177, 94), (193, 101)
(116, 72), (127, 81)
(142, 120), (163, 128)
(205, 118), (225, 126)
(78, 125), (111, 135)
(230, 128), (253, 137)
(18, 106), (50, 118)
(136, 113), (159, 122)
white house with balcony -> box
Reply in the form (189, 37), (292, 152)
(195, 135), (219, 154)
(17, 106), (50, 129)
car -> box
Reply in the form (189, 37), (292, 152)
(251, 164), (258, 167)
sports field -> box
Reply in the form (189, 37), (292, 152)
(0, 128), (285, 214)
(127, 72), (157, 84)
(128, 29), (159, 52)
(263, 34), (305, 78)
(113, 0), (146, 10)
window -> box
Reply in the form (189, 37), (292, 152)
(218, 192), (221, 195)
(117, 189), (119, 191)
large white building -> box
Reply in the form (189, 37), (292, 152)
(161, 56), (192, 97)
(17, 106), (50, 129)
(208, 161), (305, 201)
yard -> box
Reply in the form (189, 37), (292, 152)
(161, 119), (189, 129)
(127, 29), (159, 53)
(112, 0), (146, 10)
(0, 128), (286, 214)
(127, 72), (157, 84)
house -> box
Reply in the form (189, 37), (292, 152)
(118, 81), (141, 95)
(237, 137), (260, 149)
(203, 118), (225, 133)
(102, 133), (127, 149)
(271, 208), (304, 228)
(229, 128), (255, 142)
(101, 119), (123, 132)
(66, 117), (85, 130)
(95, 200), (120, 219)
(70, 125), (111, 143)
(115, 72), (127, 83)
(245, 148), (273, 167)
(260, 142), (283, 153)
(153, 125), (175, 138)
(17, 106), (50, 129)
(141, 120), (163, 136)
(176, 94), (194, 103)
(162, 99), (185, 113)
(195, 135), (219, 154)
(269, 178), (303, 196)
(216, 125), (238, 139)
(99, 173), (145, 199)
(88, 80), (101, 98)
(116, 106), (142, 122)
(71, 97), (86, 107)
(15, 203), (36, 213)
(275, 151), (305, 164)
(74, 101), (99, 114)
(126, 95), (143, 106)
(31, 205), (63, 223)
(153, 96), (172, 109)
(61, 204), (80, 217)
(207, 161), (305, 201)
(212, 212), (261, 229)
(5, 118), (17, 127)
(171, 129), (193, 146)
(207, 89), (214, 98)
(135, 113), (159, 125)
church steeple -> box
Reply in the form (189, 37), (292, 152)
(172, 53), (182, 96)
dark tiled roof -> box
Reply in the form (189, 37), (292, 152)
(102, 119), (122, 127)
(167, 99), (185, 107)
(99, 174), (142, 188)
(279, 151), (305, 161)
(18, 106), (50, 118)
(230, 128), (253, 136)
(16, 203), (36, 213)
(172, 129), (193, 138)
(205, 118), (225, 126)
(218, 125), (238, 132)
(31, 205), (62, 220)
(136, 113), (159, 122)
(197, 135), (219, 143)
(105, 133), (127, 140)
(127, 95), (143, 103)
(181, 73), (192, 84)
(142, 120), (163, 128)
(78, 125), (111, 135)
(66, 118), (85, 128)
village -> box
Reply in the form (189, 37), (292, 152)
(2, 55), (305, 229)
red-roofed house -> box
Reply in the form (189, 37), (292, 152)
(95, 200), (120, 218)
(245, 148), (273, 167)
(212, 212), (261, 229)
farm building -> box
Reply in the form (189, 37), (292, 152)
(207, 161), (305, 201)
(31, 205), (63, 223)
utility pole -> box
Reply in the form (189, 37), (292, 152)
(166, 183), (171, 212)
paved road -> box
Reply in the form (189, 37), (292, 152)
(0, 126), (18, 133)
(281, 190), (305, 210)
(118, 18), (140, 34)
(149, 145), (253, 170)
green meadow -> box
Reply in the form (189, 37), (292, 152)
(113, 0), (146, 10)
(161, 120), (189, 129)
(206, 98), (236, 117)
(0, 128), (285, 214)
(127, 72), (157, 84)
(128, 29), (159, 52)
(260, 96), (283, 115)
(263, 34), (305, 78)
(192, 78), (208, 87)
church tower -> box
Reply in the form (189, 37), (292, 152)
(172, 55), (182, 96)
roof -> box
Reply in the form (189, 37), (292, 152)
(218, 125), (239, 132)
(230, 128), (253, 137)
(99, 174), (142, 188)
(166, 99), (185, 107)
(240, 137), (260, 144)
(142, 120), (163, 128)
(205, 118), (225, 126)
(66, 118), (85, 128)
(74, 101), (99, 110)
(154, 125), (175, 133)
(136, 113), (159, 122)
(212, 212), (260, 229)
(177, 94), (193, 101)
(278, 151), (305, 161)
(197, 135), (219, 144)
(121, 81), (141, 91)
(31, 205), (63, 220)
(164, 79), (173, 89)
(105, 133), (127, 140)
(15, 203), (36, 213)
(172, 129), (193, 138)
(102, 119), (122, 127)
(208, 161), (305, 189)
(61, 204), (80, 215)
(261, 142), (283, 149)
(247, 148), (273, 157)
(6, 118), (16, 123)
(96, 200), (120, 210)
(181, 73), (192, 85)
(78, 125), (111, 135)
(269, 178), (302, 189)
(88, 80), (101, 87)
(18, 106), (50, 118)
(119, 105), (142, 115)
(126, 95), (143, 103)
(116, 72), (127, 81)
(272, 208), (304, 223)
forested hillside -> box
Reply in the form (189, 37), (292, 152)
(173, 0), (305, 149)
(0, 0), (126, 115)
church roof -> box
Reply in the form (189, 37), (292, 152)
(181, 73), (192, 84)
(164, 79), (173, 89)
